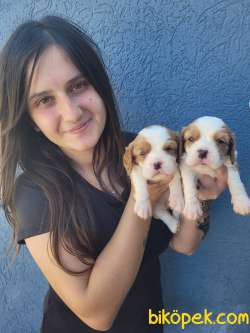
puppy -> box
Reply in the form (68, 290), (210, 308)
(179, 116), (250, 220)
(123, 125), (184, 233)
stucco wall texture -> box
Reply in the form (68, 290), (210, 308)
(0, 1), (250, 332)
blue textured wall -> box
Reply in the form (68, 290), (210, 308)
(1, 1), (250, 332)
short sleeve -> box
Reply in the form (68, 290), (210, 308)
(14, 174), (50, 245)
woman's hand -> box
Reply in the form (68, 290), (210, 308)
(146, 174), (173, 208)
(130, 174), (173, 210)
(197, 165), (228, 201)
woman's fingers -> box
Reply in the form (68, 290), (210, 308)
(197, 175), (217, 189)
(132, 165), (228, 206)
(197, 165), (228, 200)
(147, 175), (172, 205)
(197, 187), (218, 201)
(214, 165), (228, 192)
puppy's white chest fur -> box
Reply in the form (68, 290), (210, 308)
(180, 116), (250, 220)
(123, 125), (184, 233)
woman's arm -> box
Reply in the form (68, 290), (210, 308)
(169, 166), (228, 255)
(25, 192), (149, 331)
(169, 214), (204, 255)
(25, 178), (171, 331)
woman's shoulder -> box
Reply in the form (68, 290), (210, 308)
(14, 172), (47, 216)
(14, 172), (45, 201)
(14, 172), (49, 245)
(15, 171), (35, 187)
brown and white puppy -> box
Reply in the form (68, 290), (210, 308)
(179, 116), (250, 220)
(123, 125), (184, 233)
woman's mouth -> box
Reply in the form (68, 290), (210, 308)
(69, 119), (91, 134)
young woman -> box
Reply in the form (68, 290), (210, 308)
(0, 15), (227, 333)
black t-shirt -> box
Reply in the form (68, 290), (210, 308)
(14, 131), (173, 333)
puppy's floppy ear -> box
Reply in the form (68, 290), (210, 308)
(178, 126), (186, 161)
(228, 131), (237, 165)
(123, 142), (135, 175)
(168, 129), (180, 163)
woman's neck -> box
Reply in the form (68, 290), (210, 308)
(61, 146), (95, 174)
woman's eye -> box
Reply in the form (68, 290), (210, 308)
(71, 80), (88, 93)
(36, 96), (53, 107)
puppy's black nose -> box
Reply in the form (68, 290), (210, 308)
(198, 149), (208, 159)
(154, 161), (162, 170)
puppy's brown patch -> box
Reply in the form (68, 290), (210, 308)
(214, 126), (236, 164)
(163, 129), (179, 160)
(133, 135), (152, 164)
(179, 124), (200, 156)
(123, 135), (151, 174)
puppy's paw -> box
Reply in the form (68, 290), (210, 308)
(169, 193), (185, 213)
(134, 198), (152, 219)
(183, 199), (203, 220)
(232, 195), (250, 215)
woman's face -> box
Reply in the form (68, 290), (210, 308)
(27, 45), (107, 159)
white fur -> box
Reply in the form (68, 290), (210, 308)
(130, 125), (184, 233)
(180, 116), (250, 220)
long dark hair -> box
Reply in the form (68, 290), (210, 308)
(0, 15), (129, 275)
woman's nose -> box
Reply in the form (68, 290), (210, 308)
(58, 94), (81, 121)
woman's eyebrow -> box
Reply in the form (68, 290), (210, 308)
(65, 74), (85, 87)
(29, 90), (51, 103)
(29, 74), (85, 102)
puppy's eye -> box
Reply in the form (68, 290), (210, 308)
(139, 151), (146, 156)
(187, 137), (194, 142)
(164, 147), (175, 153)
(217, 139), (226, 145)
